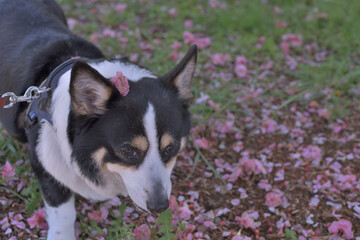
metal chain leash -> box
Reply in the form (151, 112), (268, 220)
(0, 86), (51, 108)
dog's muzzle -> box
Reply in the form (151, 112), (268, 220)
(146, 187), (169, 213)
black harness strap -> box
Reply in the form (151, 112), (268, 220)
(24, 58), (78, 135)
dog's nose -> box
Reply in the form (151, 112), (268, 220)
(146, 198), (169, 213)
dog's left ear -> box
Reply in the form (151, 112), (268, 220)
(70, 60), (113, 116)
(160, 45), (197, 102)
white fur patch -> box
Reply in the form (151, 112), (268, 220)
(45, 196), (76, 240)
(89, 60), (156, 82)
(141, 104), (173, 198)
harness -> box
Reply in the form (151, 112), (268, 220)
(24, 58), (78, 135)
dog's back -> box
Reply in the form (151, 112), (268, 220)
(0, 0), (103, 141)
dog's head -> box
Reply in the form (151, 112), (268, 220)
(68, 46), (197, 212)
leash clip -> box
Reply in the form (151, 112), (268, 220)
(1, 86), (51, 108)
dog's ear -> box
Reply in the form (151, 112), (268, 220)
(70, 60), (113, 116)
(160, 45), (197, 102)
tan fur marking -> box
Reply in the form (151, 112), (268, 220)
(92, 147), (107, 167)
(166, 157), (177, 169)
(132, 136), (149, 151)
(105, 162), (136, 172)
(161, 133), (174, 150)
(94, 87), (112, 111)
(174, 61), (195, 100)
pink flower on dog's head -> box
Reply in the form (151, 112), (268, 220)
(111, 71), (129, 96)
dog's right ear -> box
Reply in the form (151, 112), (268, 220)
(70, 61), (113, 116)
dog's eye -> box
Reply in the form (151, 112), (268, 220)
(164, 145), (174, 155)
(162, 143), (179, 162)
(121, 146), (138, 159)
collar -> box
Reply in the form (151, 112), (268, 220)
(24, 58), (80, 135)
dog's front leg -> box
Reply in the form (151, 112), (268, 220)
(28, 124), (77, 239)
(34, 167), (76, 240)
(30, 150), (76, 239)
(45, 195), (76, 240)
(38, 175), (76, 240)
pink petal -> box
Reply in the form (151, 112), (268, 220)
(276, 21), (288, 28)
(211, 53), (231, 66)
(235, 56), (247, 65)
(171, 41), (182, 51)
(2, 161), (15, 179)
(235, 212), (261, 230)
(232, 235), (252, 240)
(168, 8), (178, 16)
(302, 145), (322, 166)
(170, 52), (179, 61)
(115, 4), (127, 12)
(194, 138), (211, 149)
(134, 224), (151, 240)
(100, 207), (109, 220)
(239, 158), (267, 175)
(318, 108), (330, 119)
(281, 42), (290, 54)
(207, 100), (220, 110)
(87, 210), (102, 222)
(195, 92), (210, 104)
(27, 208), (47, 229)
(183, 31), (195, 44)
(102, 28), (117, 38)
(282, 34), (302, 47)
(194, 37), (211, 49)
(261, 119), (278, 133)
(184, 20), (193, 28)
(328, 219), (354, 239)
(265, 192), (282, 208)
(231, 199), (240, 206)
(11, 220), (25, 229)
(234, 64), (247, 78)
(176, 204), (192, 221)
(67, 18), (78, 30)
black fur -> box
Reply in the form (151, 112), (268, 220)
(0, 0), (103, 141)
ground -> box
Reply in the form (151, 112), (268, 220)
(1, 0), (360, 239)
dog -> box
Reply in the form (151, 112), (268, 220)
(0, 0), (197, 239)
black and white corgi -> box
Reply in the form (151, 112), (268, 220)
(0, 0), (197, 239)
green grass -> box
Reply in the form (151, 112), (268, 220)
(69, 0), (360, 120)
(61, 0), (360, 110)
(0, 132), (27, 163)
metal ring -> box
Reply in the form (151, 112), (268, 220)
(0, 92), (17, 108)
